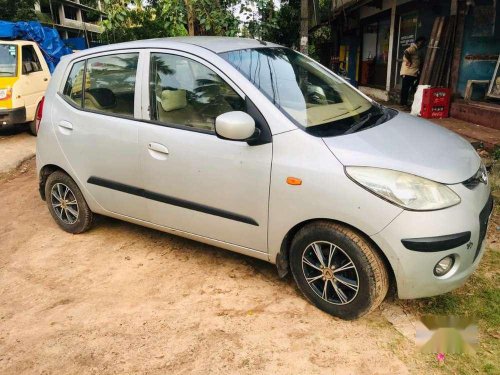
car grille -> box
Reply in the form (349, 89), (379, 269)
(475, 195), (493, 261)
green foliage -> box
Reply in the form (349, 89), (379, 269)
(240, 0), (278, 41)
(101, 0), (242, 42)
(0, 0), (37, 21)
(192, 0), (241, 36)
(493, 147), (500, 161)
(263, 0), (300, 47)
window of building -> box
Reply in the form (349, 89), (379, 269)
(84, 53), (138, 117)
(149, 53), (245, 132)
(64, 6), (79, 21)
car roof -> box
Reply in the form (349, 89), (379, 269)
(165, 36), (282, 53)
(0, 40), (38, 47)
(67, 37), (282, 59)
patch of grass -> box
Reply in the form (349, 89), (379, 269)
(492, 148), (500, 161)
(402, 249), (500, 374)
(395, 161), (500, 374)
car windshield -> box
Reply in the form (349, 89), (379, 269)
(0, 44), (18, 77)
(220, 47), (395, 137)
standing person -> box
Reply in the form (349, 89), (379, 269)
(400, 36), (426, 108)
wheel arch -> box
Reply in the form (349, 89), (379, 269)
(38, 164), (67, 200)
(276, 218), (397, 296)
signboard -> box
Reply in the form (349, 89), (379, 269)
(398, 13), (418, 57)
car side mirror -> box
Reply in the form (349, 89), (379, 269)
(22, 62), (33, 74)
(215, 111), (256, 142)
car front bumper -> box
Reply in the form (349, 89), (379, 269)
(0, 107), (26, 126)
(371, 181), (492, 299)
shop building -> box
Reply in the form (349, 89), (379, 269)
(329, 0), (499, 129)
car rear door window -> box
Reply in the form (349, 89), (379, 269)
(149, 53), (245, 132)
(62, 60), (86, 107)
(84, 53), (139, 117)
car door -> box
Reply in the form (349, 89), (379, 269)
(19, 44), (50, 120)
(52, 50), (147, 219)
(137, 50), (272, 252)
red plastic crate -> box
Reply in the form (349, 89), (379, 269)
(420, 87), (451, 119)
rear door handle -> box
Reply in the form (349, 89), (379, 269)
(58, 120), (73, 130)
(148, 142), (169, 154)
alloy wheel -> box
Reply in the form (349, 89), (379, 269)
(50, 183), (79, 225)
(301, 241), (360, 305)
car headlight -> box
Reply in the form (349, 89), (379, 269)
(0, 88), (12, 100)
(345, 167), (461, 211)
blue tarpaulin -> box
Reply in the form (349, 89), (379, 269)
(0, 21), (72, 72)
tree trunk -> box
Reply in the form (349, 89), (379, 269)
(184, 0), (195, 36)
(300, 0), (308, 54)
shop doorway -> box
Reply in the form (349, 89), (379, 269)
(394, 12), (419, 89)
(360, 17), (391, 88)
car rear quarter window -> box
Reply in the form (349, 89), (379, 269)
(21, 45), (43, 74)
(84, 53), (139, 117)
(62, 60), (86, 107)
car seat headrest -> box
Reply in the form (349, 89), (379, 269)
(160, 89), (187, 112)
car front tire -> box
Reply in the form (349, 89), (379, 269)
(45, 171), (93, 234)
(289, 221), (388, 320)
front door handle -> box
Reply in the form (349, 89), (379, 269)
(148, 142), (169, 154)
(58, 120), (73, 130)
(147, 142), (169, 160)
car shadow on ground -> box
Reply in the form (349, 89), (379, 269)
(0, 124), (30, 137)
(92, 213), (290, 285)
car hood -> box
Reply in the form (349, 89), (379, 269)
(322, 112), (480, 184)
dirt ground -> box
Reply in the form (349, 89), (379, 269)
(0, 158), (447, 375)
(0, 126), (35, 177)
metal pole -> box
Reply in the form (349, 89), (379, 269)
(386, 0), (397, 92)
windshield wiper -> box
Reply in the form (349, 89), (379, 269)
(344, 112), (377, 135)
(344, 106), (391, 135)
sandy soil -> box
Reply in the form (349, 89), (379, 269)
(0, 127), (36, 177)
(0, 159), (442, 374)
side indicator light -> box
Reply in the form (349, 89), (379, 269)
(286, 177), (302, 185)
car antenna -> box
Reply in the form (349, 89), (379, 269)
(258, 39), (267, 46)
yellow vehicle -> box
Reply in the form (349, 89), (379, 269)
(0, 40), (50, 135)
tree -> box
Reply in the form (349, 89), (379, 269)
(0, 0), (38, 21)
(183, 0), (195, 36)
(264, 0), (300, 48)
(300, 0), (308, 54)
(101, 0), (241, 42)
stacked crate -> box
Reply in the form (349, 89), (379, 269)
(420, 88), (451, 119)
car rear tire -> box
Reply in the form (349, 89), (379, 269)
(289, 221), (388, 320)
(45, 171), (93, 234)
(28, 102), (40, 136)
(28, 119), (37, 136)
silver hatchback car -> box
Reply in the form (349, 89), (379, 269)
(36, 37), (492, 320)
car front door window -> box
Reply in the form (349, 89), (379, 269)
(149, 53), (245, 132)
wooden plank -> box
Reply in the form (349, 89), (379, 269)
(434, 16), (452, 87)
(443, 16), (457, 87)
(450, 4), (465, 93)
(427, 16), (445, 85)
(420, 17), (440, 85)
